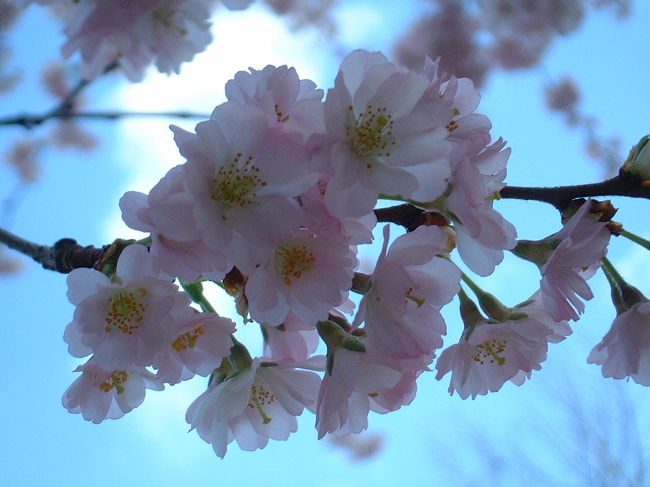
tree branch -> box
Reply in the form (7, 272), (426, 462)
(376, 171), (650, 228)
(500, 171), (650, 209)
(0, 227), (105, 273)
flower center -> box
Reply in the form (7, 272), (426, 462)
(247, 379), (276, 424)
(172, 326), (205, 351)
(211, 153), (266, 212)
(100, 370), (129, 394)
(473, 338), (507, 366)
(104, 289), (149, 335)
(405, 286), (425, 307)
(275, 104), (290, 122)
(346, 104), (395, 162)
(274, 242), (316, 286)
(152, 6), (188, 35)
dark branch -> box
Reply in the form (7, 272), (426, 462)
(0, 227), (104, 273)
(374, 204), (451, 230)
(376, 171), (650, 227)
(500, 171), (650, 209)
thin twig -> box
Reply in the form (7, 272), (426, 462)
(0, 110), (210, 128)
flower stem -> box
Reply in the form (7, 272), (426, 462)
(460, 272), (510, 322)
(620, 230), (650, 251)
(180, 280), (216, 313)
(601, 257), (646, 312)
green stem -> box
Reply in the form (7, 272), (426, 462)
(460, 272), (510, 322)
(600, 257), (626, 314)
(457, 288), (485, 329)
(601, 257), (646, 312)
(621, 230), (650, 252)
(180, 280), (216, 313)
(600, 257), (625, 290)
(460, 272), (483, 297)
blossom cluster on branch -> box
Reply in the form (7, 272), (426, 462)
(2, 0), (649, 461)
(38, 48), (649, 458)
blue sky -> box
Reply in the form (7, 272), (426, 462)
(1, 2), (650, 486)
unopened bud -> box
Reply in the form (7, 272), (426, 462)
(623, 135), (650, 180)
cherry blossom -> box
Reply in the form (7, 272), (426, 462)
(64, 244), (193, 369)
(262, 313), (320, 363)
(394, 1), (488, 86)
(172, 103), (317, 273)
(313, 49), (451, 218)
(444, 139), (517, 276)
(154, 310), (236, 384)
(62, 359), (164, 424)
(245, 225), (357, 326)
(588, 300), (650, 385)
(53, 0), (215, 81)
(515, 199), (612, 321)
(186, 358), (321, 458)
(120, 165), (231, 281)
(435, 296), (566, 399)
(316, 344), (402, 438)
(354, 225), (460, 359)
(225, 64), (325, 142)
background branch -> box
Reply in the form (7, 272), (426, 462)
(0, 110), (211, 128)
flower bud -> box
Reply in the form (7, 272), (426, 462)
(623, 135), (650, 180)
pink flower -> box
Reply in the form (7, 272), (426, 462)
(262, 313), (320, 363)
(588, 301), (650, 385)
(172, 103), (317, 273)
(62, 359), (164, 424)
(64, 244), (193, 369)
(299, 182), (377, 245)
(483, 0), (585, 69)
(355, 225), (460, 359)
(120, 165), (231, 281)
(440, 138), (517, 276)
(515, 199), (612, 322)
(58, 0), (215, 81)
(186, 358), (321, 457)
(316, 330), (422, 438)
(314, 49), (451, 218)
(428, 59), (492, 154)
(154, 310), (236, 384)
(225, 64), (324, 142)
(245, 225), (356, 326)
(316, 346), (402, 439)
(6, 138), (40, 182)
(435, 298), (564, 399)
(393, 3), (488, 87)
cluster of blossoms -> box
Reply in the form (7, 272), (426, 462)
(394, 0), (625, 86)
(11, 0), (255, 81)
(60, 49), (625, 457)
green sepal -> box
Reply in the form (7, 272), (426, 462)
(342, 337), (366, 353)
(510, 239), (561, 267)
(228, 342), (253, 373)
(102, 239), (137, 280)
